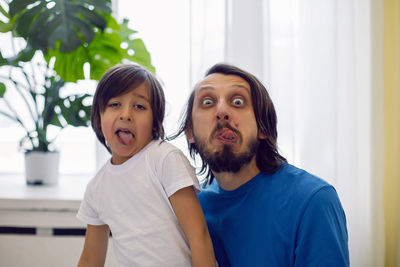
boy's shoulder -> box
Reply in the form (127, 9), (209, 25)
(146, 140), (183, 159)
(84, 160), (110, 192)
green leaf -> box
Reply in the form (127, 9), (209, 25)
(125, 38), (155, 73)
(57, 94), (91, 127)
(49, 113), (63, 127)
(14, 2), (44, 36)
(116, 18), (154, 72)
(87, 31), (123, 80)
(10, 0), (112, 53)
(117, 18), (137, 41)
(46, 14), (155, 82)
(9, 0), (38, 17)
(84, 0), (112, 14)
(0, 82), (6, 97)
(45, 45), (86, 82)
(32, 13), (63, 46)
(0, 51), (7, 66)
(46, 26), (123, 82)
(70, 17), (95, 44)
(70, 5), (106, 29)
(5, 45), (35, 66)
(0, 21), (13, 32)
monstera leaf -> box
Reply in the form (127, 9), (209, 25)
(0, 82), (5, 97)
(45, 15), (155, 82)
(57, 94), (92, 127)
(0, 52), (7, 66)
(9, 0), (112, 53)
(0, 45), (35, 66)
(40, 75), (91, 128)
(118, 18), (154, 73)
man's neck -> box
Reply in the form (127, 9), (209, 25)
(213, 157), (260, 191)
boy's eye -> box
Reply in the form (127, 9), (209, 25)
(134, 104), (147, 110)
(232, 98), (244, 106)
(202, 98), (214, 106)
(108, 102), (120, 107)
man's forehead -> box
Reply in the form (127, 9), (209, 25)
(195, 73), (250, 93)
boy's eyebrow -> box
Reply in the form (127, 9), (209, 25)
(132, 93), (151, 103)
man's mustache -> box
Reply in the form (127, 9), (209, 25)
(211, 122), (241, 140)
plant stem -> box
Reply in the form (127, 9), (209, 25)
(22, 64), (41, 122)
(9, 75), (38, 124)
(29, 61), (38, 89)
(3, 69), (38, 150)
(10, 32), (17, 55)
(0, 108), (35, 149)
(0, 110), (17, 122)
(0, 75), (30, 90)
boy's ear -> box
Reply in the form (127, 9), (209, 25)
(185, 129), (195, 144)
(258, 129), (267, 140)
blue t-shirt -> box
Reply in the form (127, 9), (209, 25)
(198, 163), (349, 267)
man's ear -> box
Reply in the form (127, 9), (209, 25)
(185, 129), (196, 144)
(258, 130), (267, 140)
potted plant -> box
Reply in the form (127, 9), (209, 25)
(0, 0), (154, 185)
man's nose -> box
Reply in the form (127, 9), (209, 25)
(119, 107), (132, 121)
(216, 100), (230, 121)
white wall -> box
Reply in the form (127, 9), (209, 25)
(0, 235), (118, 267)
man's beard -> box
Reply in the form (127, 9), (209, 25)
(193, 125), (259, 173)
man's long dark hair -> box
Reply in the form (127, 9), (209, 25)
(173, 63), (286, 185)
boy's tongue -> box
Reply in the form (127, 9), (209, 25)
(117, 131), (134, 145)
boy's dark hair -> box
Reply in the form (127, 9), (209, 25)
(173, 63), (286, 184)
(91, 63), (165, 153)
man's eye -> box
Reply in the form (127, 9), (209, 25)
(202, 99), (213, 105)
(232, 98), (244, 106)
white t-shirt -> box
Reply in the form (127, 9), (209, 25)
(77, 140), (200, 267)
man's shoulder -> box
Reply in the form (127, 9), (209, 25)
(197, 181), (220, 200)
(273, 163), (333, 192)
(252, 163), (338, 209)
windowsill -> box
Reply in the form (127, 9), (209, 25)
(0, 174), (91, 211)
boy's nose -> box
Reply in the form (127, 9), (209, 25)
(119, 108), (132, 121)
(119, 116), (132, 121)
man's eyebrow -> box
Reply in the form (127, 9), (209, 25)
(197, 85), (214, 93)
(231, 84), (251, 94)
(197, 84), (250, 94)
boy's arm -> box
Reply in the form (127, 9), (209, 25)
(77, 224), (110, 267)
(169, 186), (216, 267)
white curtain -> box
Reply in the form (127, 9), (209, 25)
(223, 0), (385, 266)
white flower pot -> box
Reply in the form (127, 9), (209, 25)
(24, 151), (60, 185)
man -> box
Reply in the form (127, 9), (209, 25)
(175, 63), (349, 266)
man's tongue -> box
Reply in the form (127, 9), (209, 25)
(217, 128), (237, 142)
(117, 130), (134, 145)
